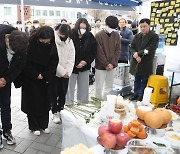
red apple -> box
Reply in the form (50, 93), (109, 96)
(98, 125), (110, 136)
(108, 119), (122, 134)
(97, 136), (102, 146)
(116, 132), (130, 147)
(101, 132), (117, 149)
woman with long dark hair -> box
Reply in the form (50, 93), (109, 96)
(66, 18), (97, 104)
(21, 26), (58, 135)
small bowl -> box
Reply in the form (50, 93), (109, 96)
(126, 139), (156, 154)
(172, 120), (180, 131)
(149, 137), (173, 154)
(165, 132), (180, 148)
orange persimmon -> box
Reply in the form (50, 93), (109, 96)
(137, 130), (147, 139)
(127, 130), (136, 138)
(130, 126), (139, 135)
(131, 119), (139, 127)
(138, 124), (144, 132)
(128, 122), (132, 128)
(123, 125), (129, 133)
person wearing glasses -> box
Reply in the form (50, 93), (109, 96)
(21, 26), (58, 136)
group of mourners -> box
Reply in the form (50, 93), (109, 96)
(0, 15), (159, 149)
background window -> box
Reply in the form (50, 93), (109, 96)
(62, 11), (68, 18)
(49, 10), (54, 16)
(35, 10), (41, 16)
(70, 12), (75, 18)
(4, 7), (11, 15)
(42, 10), (47, 16)
(56, 11), (61, 16)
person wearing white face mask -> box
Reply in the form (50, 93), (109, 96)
(33, 20), (40, 29)
(0, 25), (28, 148)
(95, 16), (121, 100)
(105, 26), (115, 34)
(66, 18), (97, 105)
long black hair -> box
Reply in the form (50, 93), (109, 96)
(57, 24), (72, 38)
(72, 18), (90, 36)
(29, 26), (55, 44)
(28, 26), (57, 65)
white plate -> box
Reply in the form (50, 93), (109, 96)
(172, 120), (180, 131)
(165, 132), (180, 148)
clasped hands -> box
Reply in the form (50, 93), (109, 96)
(76, 60), (87, 68)
(0, 78), (6, 88)
(133, 52), (141, 63)
(105, 64), (113, 71)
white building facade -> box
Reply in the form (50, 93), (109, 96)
(0, 4), (93, 25)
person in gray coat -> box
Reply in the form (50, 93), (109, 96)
(129, 18), (159, 101)
(117, 18), (133, 63)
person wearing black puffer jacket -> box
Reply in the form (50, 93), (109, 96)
(66, 18), (97, 104)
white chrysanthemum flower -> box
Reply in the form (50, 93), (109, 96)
(144, 49), (149, 55)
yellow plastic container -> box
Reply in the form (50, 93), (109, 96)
(147, 75), (168, 108)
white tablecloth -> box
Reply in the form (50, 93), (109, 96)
(61, 110), (98, 149)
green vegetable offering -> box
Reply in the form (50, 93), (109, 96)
(153, 142), (166, 147)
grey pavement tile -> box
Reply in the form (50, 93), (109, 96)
(30, 142), (53, 153)
(12, 125), (26, 136)
(23, 148), (38, 154)
(16, 131), (38, 141)
(48, 121), (62, 129)
(2, 137), (23, 151)
(50, 147), (61, 154)
(47, 128), (62, 136)
(37, 151), (48, 154)
(11, 107), (21, 114)
(13, 139), (33, 153)
(45, 134), (61, 146)
(35, 134), (50, 144)
(12, 119), (28, 127)
(21, 126), (31, 133)
(0, 148), (20, 154)
(55, 141), (62, 149)
(16, 114), (27, 121)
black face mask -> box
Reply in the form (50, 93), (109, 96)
(39, 41), (51, 47)
(60, 36), (68, 42)
(132, 29), (138, 35)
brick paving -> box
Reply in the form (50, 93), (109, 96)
(0, 86), (62, 154)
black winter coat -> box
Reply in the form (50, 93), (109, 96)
(129, 31), (159, 76)
(71, 31), (97, 74)
(21, 34), (58, 116)
(0, 25), (27, 85)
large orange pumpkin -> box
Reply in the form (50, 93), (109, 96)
(144, 111), (163, 129)
(154, 108), (172, 124)
(136, 106), (152, 120)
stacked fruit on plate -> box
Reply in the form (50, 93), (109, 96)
(97, 119), (130, 150)
(123, 119), (147, 139)
(136, 106), (172, 129)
